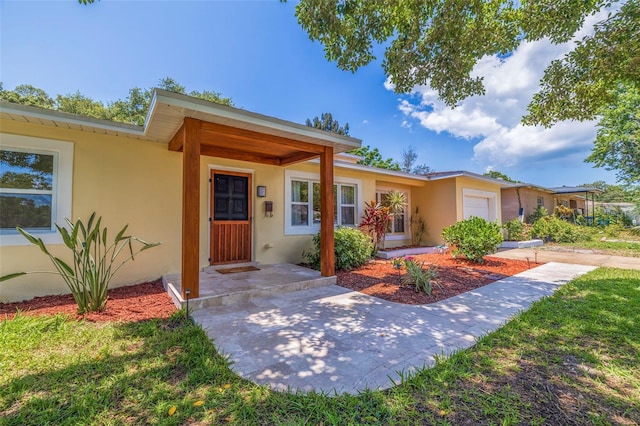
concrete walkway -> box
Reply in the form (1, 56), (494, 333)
(492, 247), (640, 270)
(191, 262), (595, 394)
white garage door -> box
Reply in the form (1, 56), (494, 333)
(464, 195), (490, 220)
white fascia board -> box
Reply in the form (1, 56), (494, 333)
(0, 101), (145, 136)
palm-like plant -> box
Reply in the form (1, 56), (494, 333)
(1, 213), (160, 314)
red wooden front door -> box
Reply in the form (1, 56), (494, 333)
(210, 170), (252, 264)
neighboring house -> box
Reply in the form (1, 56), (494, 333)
(597, 202), (640, 225)
(501, 184), (602, 223)
(0, 90), (509, 303)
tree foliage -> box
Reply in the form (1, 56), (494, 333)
(0, 77), (233, 126)
(483, 170), (518, 182)
(400, 145), (433, 175)
(294, 0), (639, 125)
(585, 84), (640, 186)
(305, 112), (350, 135)
(349, 145), (400, 170)
(582, 181), (640, 203)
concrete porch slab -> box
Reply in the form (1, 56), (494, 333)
(162, 263), (336, 311)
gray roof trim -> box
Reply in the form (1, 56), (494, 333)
(548, 186), (604, 194)
(425, 170), (517, 188)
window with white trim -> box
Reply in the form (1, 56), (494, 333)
(0, 134), (73, 246)
(376, 190), (409, 235)
(285, 171), (360, 235)
(537, 196), (544, 208)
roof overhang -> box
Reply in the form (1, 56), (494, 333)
(1, 90), (362, 166)
(148, 90), (361, 166)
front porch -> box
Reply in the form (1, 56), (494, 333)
(162, 262), (336, 311)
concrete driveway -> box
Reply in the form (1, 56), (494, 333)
(492, 247), (640, 270)
(192, 262), (595, 394)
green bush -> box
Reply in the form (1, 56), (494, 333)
(304, 226), (374, 271)
(441, 216), (503, 263)
(502, 218), (530, 241)
(604, 223), (624, 237)
(530, 216), (592, 243)
(527, 205), (548, 224)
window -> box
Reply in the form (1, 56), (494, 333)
(537, 196), (544, 208)
(376, 190), (409, 236)
(0, 134), (73, 246)
(285, 170), (361, 235)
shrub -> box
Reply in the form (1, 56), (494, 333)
(358, 200), (392, 251)
(401, 258), (438, 294)
(502, 218), (529, 241)
(604, 223), (623, 237)
(359, 191), (407, 250)
(527, 205), (548, 224)
(304, 226), (374, 271)
(530, 216), (592, 243)
(441, 216), (503, 263)
(0, 213), (160, 314)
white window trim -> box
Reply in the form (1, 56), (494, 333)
(462, 187), (498, 222)
(0, 134), (73, 246)
(376, 186), (411, 241)
(284, 170), (362, 235)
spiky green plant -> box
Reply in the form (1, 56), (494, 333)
(0, 213), (160, 314)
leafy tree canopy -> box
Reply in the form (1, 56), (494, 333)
(294, 0), (639, 126)
(349, 145), (400, 171)
(0, 77), (233, 126)
(305, 112), (350, 135)
(585, 84), (640, 186)
(483, 170), (518, 182)
(582, 181), (640, 203)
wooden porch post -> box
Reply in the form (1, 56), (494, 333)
(320, 146), (335, 277)
(182, 118), (201, 299)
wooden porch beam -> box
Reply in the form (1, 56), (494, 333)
(319, 146), (335, 277)
(168, 123), (185, 152)
(200, 146), (281, 165)
(201, 122), (326, 153)
(279, 152), (320, 166)
(181, 118), (201, 299)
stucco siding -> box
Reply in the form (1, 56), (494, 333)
(420, 179), (456, 245)
(1, 120), (183, 302)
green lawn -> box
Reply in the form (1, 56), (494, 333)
(2, 268), (639, 425)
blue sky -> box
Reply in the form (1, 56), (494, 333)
(0, 1), (618, 187)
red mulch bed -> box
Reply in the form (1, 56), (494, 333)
(0, 279), (177, 322)
(1, 254), (537, 322)
(337, 253), (537, 305)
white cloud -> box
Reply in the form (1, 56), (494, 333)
(362, 119), (369, 124)
(393, 12), (606, 171)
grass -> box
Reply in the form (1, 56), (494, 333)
(2, 268), (639, 425)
